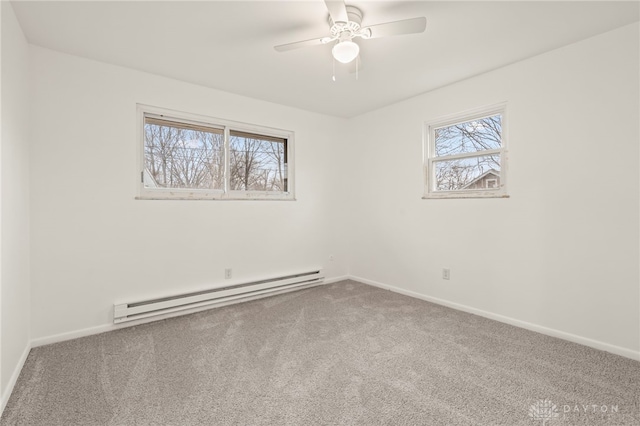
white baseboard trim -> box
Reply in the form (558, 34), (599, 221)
(30, 274), (637, 360)
(31, 323), (117, 348)
(350, 275), (640, 361)
(32, 275), (346, 348)
(324, 275), (349, 284)
(1, 342), (31, 416)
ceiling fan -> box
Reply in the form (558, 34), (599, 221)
(274, 0), (427, 65)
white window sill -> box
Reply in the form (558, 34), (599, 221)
(423, 192), (509, 200)
(136, 197), (296, 201)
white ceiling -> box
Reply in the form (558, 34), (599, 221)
(11, 1), (640, 118)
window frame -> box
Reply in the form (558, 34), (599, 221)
(136, 104), (295, 201)
(423, 103), (508, 199)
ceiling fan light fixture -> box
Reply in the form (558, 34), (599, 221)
(332, 40), (359, 63)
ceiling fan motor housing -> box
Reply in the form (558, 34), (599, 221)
(328, 5), (363, 37)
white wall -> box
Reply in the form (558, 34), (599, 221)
(1, 0), (31, 405)
(23, 19), (640, 360)
(347, 23), (640, 357)
(29, 46), (349, 342)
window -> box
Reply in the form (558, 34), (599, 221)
(423, 104), (507, 199)
(138, 105), (294, 200)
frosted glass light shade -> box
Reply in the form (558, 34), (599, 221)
(332, 41), (359, 64)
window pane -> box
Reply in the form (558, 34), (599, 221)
(434, 155), (501, 191)
(144, 120), (224, 190)
(435, 114), (502, 157)
(229, 131), (287, 192)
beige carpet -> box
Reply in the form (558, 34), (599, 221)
(1, 280), (639, 425)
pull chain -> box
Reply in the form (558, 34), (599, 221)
(332, 57), (336, 82)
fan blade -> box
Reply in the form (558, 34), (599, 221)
(325, 0), (348, 23)
(274, 37), (325, 52)
(363, 17), (427, 39)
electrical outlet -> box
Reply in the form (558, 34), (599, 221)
(442, 268), (450, 280)
(225, 268), (232, 279)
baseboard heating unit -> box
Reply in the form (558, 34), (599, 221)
(114, 270), (324, 324)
